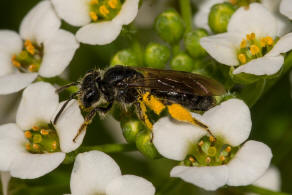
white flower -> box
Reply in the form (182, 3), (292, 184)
(280, 0), (292, 20)
(153, 99), (272, 191)
(200, 3), (292, 76)
(1, 172), (11, 195)
(68, 151), (155, 195)
(0, 82), (85, 179)
(194, 0), (291, 36)
(0, 1), (79, 95)
(251, 166), (281, 194)
(51, 0), (139, 45)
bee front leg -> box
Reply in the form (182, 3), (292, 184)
(73, 102), (113, 142)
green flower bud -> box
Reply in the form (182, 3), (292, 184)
(136, 130), (161, 159)
(184, 29), (208, 58)
(208, 3), (235, 34)
(144, 42), (170, 69)
(110, 49), (140, 67)
(155, 9), (185, 44)
(120, 117), (144, 144)
(170, 53), (194, 72)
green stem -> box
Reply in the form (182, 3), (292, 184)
(179, 0), (192, 32)
(155, 178), (181, 195)
(63, 143), (137, 164)
(37, 76), (78, 93)
(236, 185), (292, 195)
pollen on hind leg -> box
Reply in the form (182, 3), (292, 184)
(167, 104), (194, 124)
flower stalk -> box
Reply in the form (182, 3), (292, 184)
(179, 0), (192, 33)
(63, 143), (137, 164)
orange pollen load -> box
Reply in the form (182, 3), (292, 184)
(32, 126), (40, 131)
(40, 129), (49, 135)
(225, 146), (232, 152)
(89, 11), (98, 21)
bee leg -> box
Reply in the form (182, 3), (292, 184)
(167, 104), (215, 140)
(137, 102), (153, 130)
(53, 92), (78, 125)
(55, 81), (79, 93)
(73, 102), (113, 142)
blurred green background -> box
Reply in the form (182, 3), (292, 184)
(0, 0), (292, 194)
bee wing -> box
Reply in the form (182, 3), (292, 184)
(124, 67), (226, 96)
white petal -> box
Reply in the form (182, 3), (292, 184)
(10, 152), (65, 179)
(266, 33), (292, 57)
(201, 99), (251, 146)
(170, 165), (229, 191)
(153, 117), (206, 161)
(262, 0), (281, 13)
(76, 22), (122, 45)
(39, 30), (79, 78)
(70, 151), (121, 195)
(0, 73), (37, 95)
(193, 0), (224, 32)
(1, 172), (11, 195)
(20, 1), (61, 44)
(280, 0), (292, 20)
(51, 0), (90, 26)
(228, 3), (277, 38)
(275, 15), (292, 36)
(0, 124), (25, 171)
(200, 33), (240, 66)
(106, 175), (155, 195)
(0, 30), (22, 54)
(227, 140), (273, 186)
(54, 100), (85, 153)
(253, 166), (281, 191)
(113, 0), (139, 25)
(0, 53), (16, 77)
(16, 82), (59, 130)
(233, 56), (284, 75)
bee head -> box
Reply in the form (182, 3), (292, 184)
(80, 69), (102, 109)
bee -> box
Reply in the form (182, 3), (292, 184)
(53, 65), (226, 142)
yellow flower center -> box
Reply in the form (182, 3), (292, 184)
(237, 32), (277, 65)
(89, 0), (122, 22)
(24, 124), (60, 154)
(11, 40), (42, 73)
(182, 136), (239, 167)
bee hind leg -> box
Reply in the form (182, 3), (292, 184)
(167, 104), (216, 140)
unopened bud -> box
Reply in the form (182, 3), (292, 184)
(155, 9), (185, 43)
(121, 117), (144, 144)
(110, 49), (140, 67)
(144, 43), (170, 69)
(184, 29), (208, 58)
(136, 130), (161, 159)
(208, 3), (235, 33)
(170, 53), (194, 72)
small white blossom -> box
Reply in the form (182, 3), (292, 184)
(0, 82), (85, 179)
(280, 0), (292, 20)
(68, 151), (155, 195)
(200, 3), (292, 76)
(251, 166), (281, 194)
(194, 0), (291, 36)
(1, 172), (10, 195)
(0, 1), (79, 95)
(51, 0), (139, 45)
(153, 99), (272, 191)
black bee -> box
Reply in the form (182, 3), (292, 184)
(53, 65), (226, 142)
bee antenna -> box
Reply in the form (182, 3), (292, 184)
(56, 81), (80, 94)
(53, 92), (78, 125)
